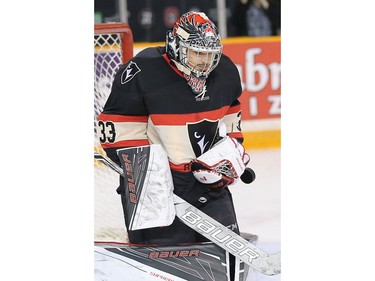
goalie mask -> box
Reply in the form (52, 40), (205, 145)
(166, 12), (223, 94)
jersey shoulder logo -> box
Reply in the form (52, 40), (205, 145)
(121, 61), (141, 84)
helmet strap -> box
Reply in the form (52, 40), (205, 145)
(171, 59), (191, 76)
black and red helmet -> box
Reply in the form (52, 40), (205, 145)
(166, 11), (223, 78)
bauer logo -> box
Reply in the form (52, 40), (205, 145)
(121, 61), (141, 84)
(180, 210), (261, 263)
(121, 153), (137, 204)
(148, 249), (200, 259)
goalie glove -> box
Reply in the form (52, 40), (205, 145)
(191, 136), (250, 189)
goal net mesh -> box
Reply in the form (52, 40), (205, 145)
(94, 23), (133, 242)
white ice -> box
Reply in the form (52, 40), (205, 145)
(231, 148), (280, 281)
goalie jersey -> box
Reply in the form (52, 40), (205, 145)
(97, 46), (244, 172)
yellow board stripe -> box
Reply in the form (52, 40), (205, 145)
(242, 130), (281, 150)
(94, 146), (107, 167)
(94, 45), (121, 51)
(222, 36), (280, 44)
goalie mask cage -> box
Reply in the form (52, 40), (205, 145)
(94, 23), (133, 242)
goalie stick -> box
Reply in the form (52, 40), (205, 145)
(94, 151), (281, 276)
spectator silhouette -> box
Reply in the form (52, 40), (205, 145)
(232, 0), (280, 37)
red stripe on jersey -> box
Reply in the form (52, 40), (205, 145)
(101, 139), (150, 148)
(163, 54), (184, 77)
(151, 106), (230, 125)
(228, 132), (244, 139)
(227, 104), (241, 114)
(98, 113), (148, 123)
(169, 162), (192, 172)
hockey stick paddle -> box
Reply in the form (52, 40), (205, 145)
(94, 151), (280, 276)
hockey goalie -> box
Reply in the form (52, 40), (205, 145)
(95, 11), (275, 281)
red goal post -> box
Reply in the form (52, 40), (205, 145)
(94, 23), (133, 62)
(94, 22), (133, 135)
(94, 23), (134, 242)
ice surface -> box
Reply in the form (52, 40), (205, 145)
(232, 148), (281, 281)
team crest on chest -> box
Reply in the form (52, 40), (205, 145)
(187, 119), (219, 157)
(121, 61), (141, 84)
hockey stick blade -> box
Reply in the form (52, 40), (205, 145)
(94, 151), (281, 275)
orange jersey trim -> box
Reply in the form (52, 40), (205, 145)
(98, 113), (148, 123)
(101, 139), (150, 148)
(150, 106), (230, 125)
(169, 162), (192, 172)
(227, 104), (241, 114)
(162, 54), (184, 78)
(228, 132), (244, 139)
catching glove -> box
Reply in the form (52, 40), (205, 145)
(191, 136), (250, 189)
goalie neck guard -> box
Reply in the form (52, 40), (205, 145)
(166, 12), (223, 81)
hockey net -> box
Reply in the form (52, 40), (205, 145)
(94, 23), (133, 242)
